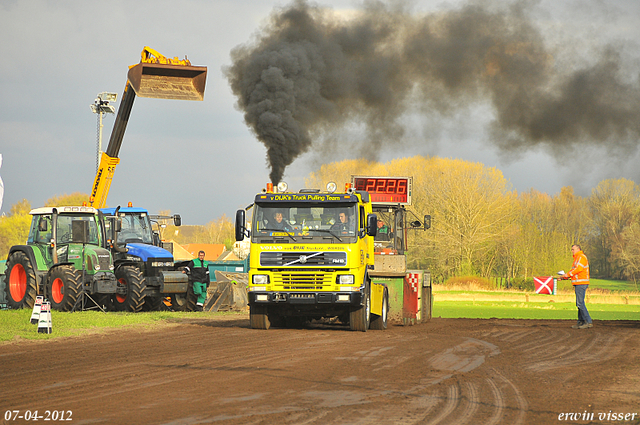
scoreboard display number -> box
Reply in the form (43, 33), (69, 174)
(351, 176), (412, 205)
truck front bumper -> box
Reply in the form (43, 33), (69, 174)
(248, 290), (364, 307)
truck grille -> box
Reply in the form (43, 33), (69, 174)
(261, 252), (347, 267)
(272, 272), (333, 290)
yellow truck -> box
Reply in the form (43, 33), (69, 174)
(235, 182), (388, 331)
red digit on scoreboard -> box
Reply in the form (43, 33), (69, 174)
(365, 179), (375, 192)
(397, 179), (407, 194)
(386, 179), (396, 193)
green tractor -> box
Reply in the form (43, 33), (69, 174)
(3, 206), (118, 311)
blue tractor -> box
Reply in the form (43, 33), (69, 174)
(100, 206), (191, 312)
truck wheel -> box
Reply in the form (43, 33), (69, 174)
(4, 251), (38, 309)
(350, 285), (371, 332)
(250, 305), (270, 329)
(112, 266), (145, 312)
(48, 265), (82, 311)
(370, 289), (389, 330)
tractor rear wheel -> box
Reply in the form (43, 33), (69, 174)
(250, 305), (270, 329)
(48, 265), (82, 311)
(4, 251), (38, 309)
(111, 266), (145, 312)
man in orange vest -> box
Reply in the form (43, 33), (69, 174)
(561, 244), (592, 329)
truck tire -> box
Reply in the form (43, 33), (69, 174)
(369, 289), (389, 330)
(250, 305), (270, 329)
(350, 285), (371, 332)
(4, 251), (38, 309)
(111, 266), (145, 312)
(48, 265), (82, 312)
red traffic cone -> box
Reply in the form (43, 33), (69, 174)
(30, 296), (44, 325)
(37, 302), (52, 334)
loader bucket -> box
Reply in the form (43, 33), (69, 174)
(127, 63), (207, 101)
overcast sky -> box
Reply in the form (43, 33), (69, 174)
(1, 0), (639, 224)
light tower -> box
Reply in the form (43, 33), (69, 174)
(90, 92), (117, 173)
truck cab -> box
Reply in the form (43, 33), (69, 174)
(236, 182), (388, 331)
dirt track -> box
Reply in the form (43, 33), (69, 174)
(1, 315), (640, 425)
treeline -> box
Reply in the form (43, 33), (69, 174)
(0, 193), (235, 260)
(307, 156), (640, 282)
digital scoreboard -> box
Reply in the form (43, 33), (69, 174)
(351, 176), (412, 205)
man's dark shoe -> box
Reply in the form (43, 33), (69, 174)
(577, 322), (593, 329)
(571, 321), (585, 329)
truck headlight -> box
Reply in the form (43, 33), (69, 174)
(337, 275), (354, 284)
(253, 275), (269, 284)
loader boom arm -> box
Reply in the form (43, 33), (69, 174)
(88, 47), (207, 208)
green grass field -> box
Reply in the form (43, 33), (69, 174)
(433, 300), (639, 320)
(0, 309), (238, 343)
(569, 278), (639, 292)
(432, 277), (640, 321)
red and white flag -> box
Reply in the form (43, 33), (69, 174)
(534, 276), (555, 295)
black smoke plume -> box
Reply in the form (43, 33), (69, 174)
(225, 0), (640, 184)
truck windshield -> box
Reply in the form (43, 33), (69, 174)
(252, 204), (358, 243)
(118, 212), (153, 244)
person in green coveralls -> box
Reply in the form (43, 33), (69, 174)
(183, 250), (210, 311)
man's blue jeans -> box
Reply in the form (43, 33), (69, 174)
(574, 284), (592, 324)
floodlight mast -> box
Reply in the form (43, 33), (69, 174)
(90, 92), (117, 173)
